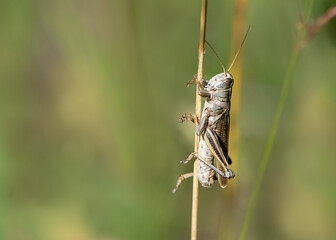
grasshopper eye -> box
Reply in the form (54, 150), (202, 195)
(224, 78), (234, 88)
(223, 73), (234, 88)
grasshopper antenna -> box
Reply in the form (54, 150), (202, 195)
(205, 40), (226, 73)
(228, 25), (250, 72)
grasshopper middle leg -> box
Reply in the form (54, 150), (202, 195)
(179, 113), (199, 125)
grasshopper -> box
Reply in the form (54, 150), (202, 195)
(173, 72), (235, 192)
(173, 28), (249, 193)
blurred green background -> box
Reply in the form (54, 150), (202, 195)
(0, 0), (335, 239)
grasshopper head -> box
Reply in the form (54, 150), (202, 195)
(212, 72), (234, 90)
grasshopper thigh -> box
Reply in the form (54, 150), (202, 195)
(204, 128), (235, 178)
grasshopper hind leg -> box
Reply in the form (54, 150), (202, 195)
(172, 152), (198, 193)
(172, 172), (194, 193)
(204, 128), (235, 179)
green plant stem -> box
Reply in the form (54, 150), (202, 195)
(238, 49), (299, 240)
(238, 1), (314, 239)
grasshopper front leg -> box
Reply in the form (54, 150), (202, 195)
(186, 75), (209, 88)
(186, 74), (197, 87)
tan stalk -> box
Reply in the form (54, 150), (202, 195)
(191, 0), (207, 239)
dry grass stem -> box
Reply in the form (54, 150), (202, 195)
(191, 0), (208, 239)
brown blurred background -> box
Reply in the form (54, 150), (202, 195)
(0, 0), (335, 239)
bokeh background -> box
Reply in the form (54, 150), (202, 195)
(1, 0), (335, 239)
